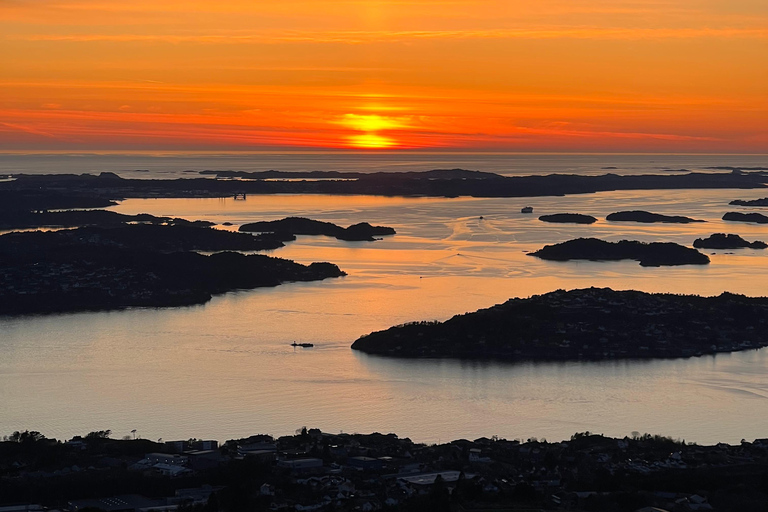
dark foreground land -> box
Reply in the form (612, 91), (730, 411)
(3, 428), (768, 512)
(351, 287), (768, 361)
(529, 238), (710, 267)
(2, 169), (767, 210)
(0, 225), (344, 316)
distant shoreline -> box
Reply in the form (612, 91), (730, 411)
(1, 169), (767, 208)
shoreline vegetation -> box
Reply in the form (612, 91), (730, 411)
(2, 427), (768, 512)
(351, 287), (768, 361)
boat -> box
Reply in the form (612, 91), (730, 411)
(521, 206), (534, 214)
(291, 342), (314, 348)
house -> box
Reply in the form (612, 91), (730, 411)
(69, 495), (176, 512)
(347, 456), (384, 471)
(277, 458), (323, 472)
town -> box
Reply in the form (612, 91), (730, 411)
(2, 427), (767, 512)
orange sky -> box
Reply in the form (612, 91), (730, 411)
(1, 0), (767, 152)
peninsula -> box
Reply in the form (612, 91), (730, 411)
(0, 225), (344, 316)
(351, 287), (768, 361)
(529, 238), (710, 267)
(606, 210), (705, 223)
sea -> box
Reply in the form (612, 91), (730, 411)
(1, 151), (768, 445)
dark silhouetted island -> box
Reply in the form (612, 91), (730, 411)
(606, 210), (705, 223)
(0, 225), (344, 316)
(693, 233), (767, 249)
(722, 211), (768, 224)
(529, 238), (710, 267)
(351, 287), (768, 361)
(2, 169), (767, 204)
(538, 213), (597, 224)
(729, 197), (768, 206)
(239, 217), (395, 241)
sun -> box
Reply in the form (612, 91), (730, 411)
(338, 113), (407, 149)
(348, 133), (397, 149)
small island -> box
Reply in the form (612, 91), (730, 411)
(529, 238), (710, 267)
(351, 287), (768, 361)
(0, 225), (345, 316)
(693, 233), (767, 250)
(722, 212), (768, 224)
(239, 216), (396, 241)
(729, 197), (768, 206)
(538, 213), (597, 224)
(606, 210), (705, 223)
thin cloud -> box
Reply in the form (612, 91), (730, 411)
(6, 27), (768, 44)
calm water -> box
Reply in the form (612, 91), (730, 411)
(1, 151), (767, 179)
(2, 153), (768, 444)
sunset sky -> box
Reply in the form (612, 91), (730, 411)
(1, 0), (767, 152)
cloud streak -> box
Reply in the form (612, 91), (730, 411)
(6, 27), (768, 44)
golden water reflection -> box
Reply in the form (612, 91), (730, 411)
(1, 189), (768, 443)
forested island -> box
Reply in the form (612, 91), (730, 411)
(239, 217), (396, 241)
(529, 238), (710, 267)
(0, 225), (344, 316)
(538, 213), (597, 224)
(351, 287), (768, 361)
(722, 212), (768, 224)
(729, 197), (768, 206)
(693, 233), (767, 250)
(606, 211), (705, 223)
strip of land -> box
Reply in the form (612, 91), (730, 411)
(2, 170), (767, 211)
(0, 225), (344, 316)
(351, 287), (768, 361)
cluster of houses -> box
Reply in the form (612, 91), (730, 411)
(3, 430), (768, 511)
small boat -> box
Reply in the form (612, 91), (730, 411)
(291, 342), (314, 348)
(521, 206), (534, 214)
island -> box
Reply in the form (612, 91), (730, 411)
(722, 211), (768, 224)
(729, 197), (768, 206)
(538, 213), (597, 224)
(0, 225), (345, 316)
(529, 238), (710, 267)
(351, 287), (768, 361)
(693, 233), (767, 249)
(606, 210), (705, 223)
(239, 217), (396, 241)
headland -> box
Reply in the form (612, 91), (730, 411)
(351, 287), (768, 361)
